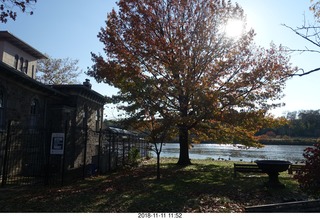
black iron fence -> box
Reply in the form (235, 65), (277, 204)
(0, 122), (149, 187)
(100, 127), (149, 173)
(0, 121), (49, 186)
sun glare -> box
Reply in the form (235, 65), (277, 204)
(225, 19), (244, 38)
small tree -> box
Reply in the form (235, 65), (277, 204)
(128, 114), (176, 179)
(148, 119), (176, 180)
(295, 143), (320, 196)
(0, 0), (37, 23)
(37, 55), (82, 85)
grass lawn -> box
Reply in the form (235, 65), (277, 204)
(0, 158), (314, 213)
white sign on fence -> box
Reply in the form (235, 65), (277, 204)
(50, 133), (65, 155)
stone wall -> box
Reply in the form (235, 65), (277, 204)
(1, 70), (106, 182)
(58, 94), (104, 173)
(0, 78), (47, 128)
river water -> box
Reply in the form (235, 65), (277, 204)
(152, 143), (313, 163)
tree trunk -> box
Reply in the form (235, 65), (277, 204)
(156, 152), (161, 180)
(177, 125), (192, 165)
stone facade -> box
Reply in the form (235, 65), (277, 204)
(0, 31), (106, 183)
(0, 31), (45, 78)
(49, 84), (106, 171)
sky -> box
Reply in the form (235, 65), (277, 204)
(1, 0), (320, 119)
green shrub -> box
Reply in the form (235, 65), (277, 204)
(128, 147), (141, 166)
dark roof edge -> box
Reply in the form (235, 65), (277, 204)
(0, 31), (48, 59)
(0, 61), (66, 97)
(51, 84), (108, 104)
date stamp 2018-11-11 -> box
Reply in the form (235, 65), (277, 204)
(137, 213), (183, 218)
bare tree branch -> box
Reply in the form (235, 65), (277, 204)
(282, 24), (320, 48)
(291, 67), (320, 77)
(283, 48), (320, 54)
(282, 20), (320, 77)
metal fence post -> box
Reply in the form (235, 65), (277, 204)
(82, 123), (88, 179)
(61, 119), (69, 186)
(1, 120), (11, 187)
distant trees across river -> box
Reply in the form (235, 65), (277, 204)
(256, 110), (320, 144)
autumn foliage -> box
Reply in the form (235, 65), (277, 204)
(0, 0), (37, 23)
(88, 0), (297, 165)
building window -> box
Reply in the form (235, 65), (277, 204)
(14, 55), (19, 69)
(24, 60), (29, 74)
(20, 57), (24, 72)
(30, 98), (39, 129)
(31, 65), (35, 78)
(0, 87), (5, 130)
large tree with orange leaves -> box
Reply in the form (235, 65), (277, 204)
(87, 0), (296, 165)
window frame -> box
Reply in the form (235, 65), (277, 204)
(24, 60), (29, 74)
(29, 98), (40, 129)
(19, 57), (24, 72)
(14, 54), (19, 69)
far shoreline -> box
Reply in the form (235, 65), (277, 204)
(258, 138), (317, 146)
(166, 138), (317, 146)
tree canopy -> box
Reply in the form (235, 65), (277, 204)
(37, 55), (82, 85)
(87, 0), (296, 165)
(0, 0), (37, 23)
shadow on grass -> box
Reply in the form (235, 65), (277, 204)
(0, 158), (311, 213)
